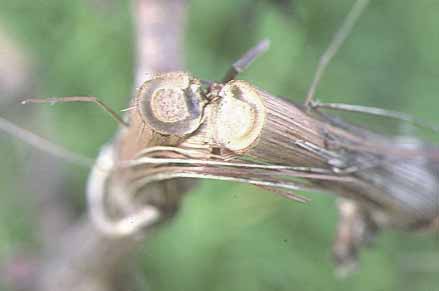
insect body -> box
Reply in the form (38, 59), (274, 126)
(126, 67), (438, 228)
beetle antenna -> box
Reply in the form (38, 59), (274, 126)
(223, 39), (271, 82)
(22, 96), (129, 127)
(304, 0), (370, 108)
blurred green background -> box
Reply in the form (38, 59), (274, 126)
(0, 0), (438, 290)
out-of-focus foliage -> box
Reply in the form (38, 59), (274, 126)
(0, 0), (438, 290)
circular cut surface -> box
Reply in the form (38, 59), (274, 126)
(136, 72), (204, 136)
(213, 81), (265, 152)
(150, 88), (189, 123)
(215, 97), (255, 145)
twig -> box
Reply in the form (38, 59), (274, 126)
(0, 116), (93, 167)
(34, 1), (191, 291)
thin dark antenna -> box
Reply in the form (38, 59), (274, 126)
(22, 96), (129, 127)
(304, 0), (370, 108)
(312, 101), (439, 133)
(222, 39), (271, 82)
